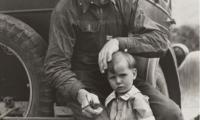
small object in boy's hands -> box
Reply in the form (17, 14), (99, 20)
(82, 95), (103, 110)
(89, 101), (103, 109)
(81, 101), (103, 110)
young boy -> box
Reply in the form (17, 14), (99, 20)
(105, 51), (155, 120)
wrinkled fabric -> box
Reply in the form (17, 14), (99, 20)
(105, 86), (155, 120)
(44, 0), (169, 101)
(66, 79), (183, 120)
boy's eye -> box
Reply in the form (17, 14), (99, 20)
(119, 73), (127, 77)
(109, 76), (115, 80)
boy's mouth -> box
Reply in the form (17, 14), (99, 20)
(116, 86), (125, 91)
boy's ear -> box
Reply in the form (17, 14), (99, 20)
(132, 68), (137, 79)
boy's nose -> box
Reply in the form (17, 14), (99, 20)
(116, 77), (122, 84)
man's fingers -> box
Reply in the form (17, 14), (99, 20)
(93, 107), (103, 114)
(98, 51), (103, 72)
(101, 49), (112, 71)
(98, 39), (119, 73)
(78, 90), (103, 118)
(81, 98), (89, 109)
(82, 108), (93, 118)
(107, 50), (112, 62)
(102, 51), (107, 72)
(83, 106), (103, 116)
(99, 49), (106, 73)
(78, 89), (90, 109)
(91, 94), (100, 104)
(103, 51), (112, 72)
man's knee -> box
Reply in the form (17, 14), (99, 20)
(134, 81), (184, 120)
(156, 100), (184, 120)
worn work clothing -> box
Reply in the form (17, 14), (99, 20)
(44, 0), (184, 119)
(66, 79), (183, 120)
(44, 0), (169, 101)
(105, 85), (155, 120)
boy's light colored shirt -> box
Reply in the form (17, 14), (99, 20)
(105, 86), (155, 120)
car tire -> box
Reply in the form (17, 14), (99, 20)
(0, 14), (53, 116)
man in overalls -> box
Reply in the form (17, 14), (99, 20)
(44, 0), (183, 119)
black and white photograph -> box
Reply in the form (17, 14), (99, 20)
(0, 0), (199, 120)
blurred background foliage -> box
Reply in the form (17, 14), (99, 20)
(170, 25), (200, 51)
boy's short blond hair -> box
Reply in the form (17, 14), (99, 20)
(107, 51), (136, 73)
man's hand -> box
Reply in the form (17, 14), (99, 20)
(77, 89), (103, 118)
(98, 38), (119, 73)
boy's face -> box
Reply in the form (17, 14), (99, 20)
(107, 57), (137, 95)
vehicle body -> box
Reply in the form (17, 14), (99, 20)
(0, 0), (181, 119)
(0, 0), (59, 41)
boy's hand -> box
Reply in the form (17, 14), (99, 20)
(77, 89), (103, 118)
(98, 38), (119, 73)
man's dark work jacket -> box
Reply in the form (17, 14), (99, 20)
(44, 0), (169, 101)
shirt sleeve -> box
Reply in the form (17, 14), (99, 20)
(132, 94), (155, 120)
(44, 6), (85, 101)
(116, 0), (169, 57)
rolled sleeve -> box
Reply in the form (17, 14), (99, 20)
(116, 0), (169, 57)
(44, 6), (85, 101)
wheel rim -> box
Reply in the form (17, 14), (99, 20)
(0, 42), (33, 117)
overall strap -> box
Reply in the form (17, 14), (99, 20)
(113, 0), (140, 29)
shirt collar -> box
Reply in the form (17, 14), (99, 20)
(105, 86), (141, 107)
(78, 0), (116, 13)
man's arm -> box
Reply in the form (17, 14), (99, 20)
(44, 3), (103, 117)
(99, 0), (169, 73)
(116, 0), (169, 57)
(44, 7), (84, 101)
